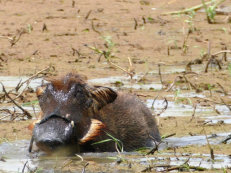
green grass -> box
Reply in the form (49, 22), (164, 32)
(92, 132), (123, 152)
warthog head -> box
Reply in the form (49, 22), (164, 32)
(29, 73), (117, 153)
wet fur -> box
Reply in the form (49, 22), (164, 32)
(91, 93), (161, 151)
(33, 73), (161, 152)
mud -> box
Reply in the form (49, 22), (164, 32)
(1, 0), (231, 172)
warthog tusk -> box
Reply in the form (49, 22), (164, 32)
(71, 121), (74, 128)
(79, 119), (105, 144)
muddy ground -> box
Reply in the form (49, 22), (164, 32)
(0, 0), (231, 172)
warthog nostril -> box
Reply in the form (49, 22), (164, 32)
(39, 139), (64, 149)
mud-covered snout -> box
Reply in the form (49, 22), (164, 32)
(32, 114), (76, 152)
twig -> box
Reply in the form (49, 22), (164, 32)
(72, 0), (75, 8)
(210, 103), (221, 114)
(141, 165), (154, 172)
(28, 136), (34, 152)
(182, 30), (190, 55)
(21, 161), (28, 173)
(158, 64), (163, 87)
(205, 55), (222, 73)
(208, 41), (211, 58)
(165, 76), (182, 92)
(220, 98), (231, 111)
(11, 29), (27, 47)
(6, 66), (51, 103)
(221, 134), (231, 144)
(81, 163), (89, 173)
(91, 20), (101, 35)
(158, 98), (168, 116)
(134, 18), (138, 30)
(221, 45), (227, 61)
(203, 127), (214, 160)
(15, 66), (50, 92)
(212, 50), (231, 56)
(61, 159), (73, 170)
(75, 154), (84, 161)
(161, 165), (206, 172)
(0, 83), (32, 119)
(190, 103), (197, 122)
(85, 10), (92, 20)
(161, 1), (214, 15)
(106, 57), (134, 79)
(161, 133), (176, 139)
(183, 75), (199, 91)
(195, 96), (231, 105)
(217, 82), (228, 95)
(0, 108), (26, 121)
(42, 23), (48, 32)
(151, 94), (159, 110)
(0, 109), (14, 120)
(146, 139), (162, 155)
(72, 48), (81, 57)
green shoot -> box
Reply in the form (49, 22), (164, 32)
(92, 132), (124, 152)
(202, 0), (226, 24)
(22, 100), (39, 106)
(184, 11), (196, 33)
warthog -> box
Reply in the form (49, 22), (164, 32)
(29, 73), (161, 153)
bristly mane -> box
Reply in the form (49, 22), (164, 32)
(46, 73), (87, 91)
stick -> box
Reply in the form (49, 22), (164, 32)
(161, 1), (214, 15)
(195, 96), (231, 105)
(1, 83), (32, 119)
(91, 20), (101, 35)
(189, 103), (197, 122)
(203, 127), (214, 160)
(158, 64), (163, 87)
(21, 161), (28, 173)
(216, 82), (228, 95)
(161, 133), (176, 139)
(15, 66), (50, 91)
(221, 134), (231, 144)
(165, 76), (182, 92)
(134, 18), (138, 30)
(81, 163), (89, 173)
(220, 98), (231, 111)
(28, 136), (34, 152)
(85, 10), (92, 20)
(212, 50), (231, 56)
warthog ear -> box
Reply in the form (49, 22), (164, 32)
(91, 86), (117, 110)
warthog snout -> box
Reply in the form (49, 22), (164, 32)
(33, 114), (75, 151)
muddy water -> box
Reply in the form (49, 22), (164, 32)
(0, 137), (231, 173)
(1, 74), (231, 172)
(146, 99), (214, 117)
(89, 75), (163, 90)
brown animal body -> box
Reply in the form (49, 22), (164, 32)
(29, 73), (161, 153)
